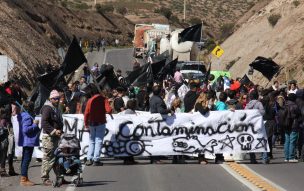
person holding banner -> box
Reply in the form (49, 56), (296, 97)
(84, 89), (112, 166)
(17, 101), (40, 186)
(194, 92), (211, 164)
(40, 90), (65, 186)
(245, 90), (268, 164)
(214, 92), (228, 164)
(149, 85), (170, 164)
(121, 99), (138, 165)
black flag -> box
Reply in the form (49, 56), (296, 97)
(61, 36), (87, 75)
(157, 58), (178, 80)
(240, 74), (251, 85)
(34, 69), (66, 114)
(151, 59), (166, 78)
(203, 62), (211, 83)
(179, 23), (202, 43)
(37, 68), (64, 89)
(132, 64), (153, 86)
(124, 63), (150, 85)
(249, 57), (280, 81)
(152, 50), (170, 63)
(96, 64), (120, 89)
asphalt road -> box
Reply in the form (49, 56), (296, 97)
(245, 147), (303, 191)
(73, 48), (142, 82)
(0, 159), (251, 191)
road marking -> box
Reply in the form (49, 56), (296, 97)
(102, 50), (107, 65)
(65, 164), (86, 191)
(241, 164), (287, 191)
(222, 162), (286, 191)
(220, 163), (260, 191)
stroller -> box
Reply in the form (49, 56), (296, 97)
(53, 134), (83, 187)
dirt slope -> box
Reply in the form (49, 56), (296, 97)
(0, 0), (134, 90)
(211, 0), (304, 87)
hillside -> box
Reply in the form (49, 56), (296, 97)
(63, 0), (260, 38)
(211, 0), (304, 87)
(0, 0), (276, 91)
(0, 0), (134, 90)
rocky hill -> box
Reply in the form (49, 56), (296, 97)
(0, 0), (134, 90)
(211, 0), (304, 87)
(80, 0), (259, 39)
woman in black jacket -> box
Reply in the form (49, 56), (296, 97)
(262, 93), (277, 159)
(283, 93), (301, 163)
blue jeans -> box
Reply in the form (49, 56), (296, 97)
(21, 147), (34, 177)
(87, 124), (105, 162)
(284, 132), (298, 160)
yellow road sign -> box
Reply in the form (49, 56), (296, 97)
(212, 45), (224, 58)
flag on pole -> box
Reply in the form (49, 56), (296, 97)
(124, 63), (150, 85)
(157, 58), (178, 80)
(179, 23), (202, 43)
(61, 36), (87, 75)
(151, 59), (166, 79)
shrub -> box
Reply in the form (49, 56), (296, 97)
(61, 1), (67, 8)
(117, 6), (128, 15)
(158, 7), (172, 19)
(189, 17), (202, 25)
(75, 2), (90, 10)
(154, 8), (160, 13)
(205, 38), (216, 52)
(293, 0), (300, 7)
(220, 23), (234, 39)
(268, 14), (281, 27)
(170, 15), (180, 24)
(96, 3), (114, 14)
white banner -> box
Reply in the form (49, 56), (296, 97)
(13, 110), (269, 159)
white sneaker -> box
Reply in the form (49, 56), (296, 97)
(284, 160), (289, 162)
(289, 159), (298, 163)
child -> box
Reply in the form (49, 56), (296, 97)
(55, 147), (81, 174)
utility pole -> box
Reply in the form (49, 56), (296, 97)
(183, 0), (186, 21)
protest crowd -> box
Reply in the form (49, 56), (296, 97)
(0, 35), (303, 187)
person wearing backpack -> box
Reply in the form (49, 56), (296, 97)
(283, 93), (301, 163)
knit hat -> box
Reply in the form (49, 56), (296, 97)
(49, 90), (60, 99)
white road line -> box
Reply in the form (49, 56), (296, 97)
(241, 164), (287, 191)
(102, 50), (107, 65)
(220, 164), (260, 191)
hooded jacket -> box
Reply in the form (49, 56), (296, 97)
(245, 100), (265, 116)
(17, 112), (40, 147)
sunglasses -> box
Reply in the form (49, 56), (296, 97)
(51, 97), (60, 101)
(242, 97), (247, 100)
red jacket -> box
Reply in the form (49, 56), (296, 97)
(84, 94), (112, 127)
